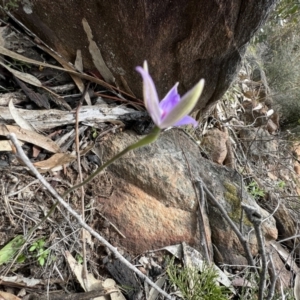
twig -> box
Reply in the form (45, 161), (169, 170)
(239, 176), (244, 235)
(278, 235), (300, 243)
(241, 203), (267, 300)
(178, 137), (210, 262)
(197, 179), (255, 267)
(266, 251), (277, 300)
(75, 82), (90, 288)
(96, 210), (126, 239)
(7, 179), (39, 197)
(194, 180), (211, 262)
(7, 133), (173, 300)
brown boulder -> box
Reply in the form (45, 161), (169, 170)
(11, 0), (276, 111)
(201, 128), (228, 164)
(94, 129), (277, 261)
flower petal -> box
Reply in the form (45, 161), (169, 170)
(173, 115), (198, 127)
(160, 79), (204, 128)
(136, 61), (162, 126)
(159, 82), (180, 118)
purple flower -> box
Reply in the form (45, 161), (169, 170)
(136, 61), (204, 129)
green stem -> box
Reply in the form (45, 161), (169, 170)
(63, 126), (161, 197)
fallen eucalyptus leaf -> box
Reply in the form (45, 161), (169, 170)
(0, 125), (61, 153)
(9, 99), (35, 131)
(82, 18), (115, 84)
(33, 153), (76, 172)
(0, 61), (41, 87)
(0, 291), (21, 300)
(0, 45), (112, 91)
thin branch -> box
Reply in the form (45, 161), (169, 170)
(239, 175), (244, 235)
(75, 83), (90, 288)
(7, 133), (173, 300)
(278, 235), (300, 243)
(266, 251), (277, 300)
(241, 203), (267, 300)
(194, 180), (211, 262)
(178, 139), (210, 262)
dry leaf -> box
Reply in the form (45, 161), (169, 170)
(38, 44), (92, 105)
(0, 26), (6, 47)
(0, 291), (21, 300)
(65, 251), (103, 291)
(75, 49), (83, 72)
(0, 45), (112, 91)
(14, 76), (50, 109)
(0, 125), (60, 153)
(0, 275), (41, 287)
(82, 18), (115, 84)
(65, 251), (125, 300)
(33, 153), (76, 172)
(252, 103), (263, 111)
(0, 140), (23, 151)
(32, 145), (41, 158)
(148, 275), (167, 300)
(0, 61), (41, 87)
(9, 99), (35, 131)
(157, 244), (183, 259)
(102, 279), (126, 300)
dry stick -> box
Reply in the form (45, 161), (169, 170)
(266, 252), (277, 300)
(194, 180), (211, 262)
(239, 175), (244, 236)
(178, 140), (210, 262)
(241, 204), (267, 300)
(197, 179), (255, 267)
(75, 83), (90, 289)
(278, 235), (300, 243)
(7, 133), (173, 300)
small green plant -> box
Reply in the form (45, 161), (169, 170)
(29, 239), (50, 266)
(75, 253), (83, 264)
(3, 0), (20, 11)
(247, 180), (265, 200)
(16, 253), (26, 263)
(91, 127), (98, 139)
(167, 258), (230, 300)
(277, 180), (286, 190)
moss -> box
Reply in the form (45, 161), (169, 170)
(223, 182), (252, 227)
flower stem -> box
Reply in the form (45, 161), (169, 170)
(63, 126), (161, 197)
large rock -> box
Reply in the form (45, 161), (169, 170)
(94, 129), (277, 265)
(10, 0), (276, 112)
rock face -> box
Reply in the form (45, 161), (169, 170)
(12, 0), (276, 111)
(95, 129), (277, 266)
